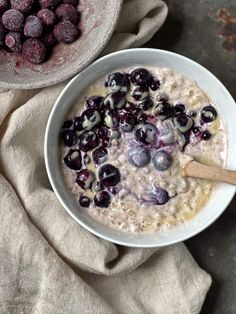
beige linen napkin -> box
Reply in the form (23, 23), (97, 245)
(0, 1), (211, 313)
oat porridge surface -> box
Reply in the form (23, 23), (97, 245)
(60, 66), (226, 234)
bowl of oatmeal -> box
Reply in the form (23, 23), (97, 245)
(45, 48), (236, 247)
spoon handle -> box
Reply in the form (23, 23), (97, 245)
(183, 161), (236, 186)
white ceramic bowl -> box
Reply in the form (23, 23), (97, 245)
(45, 48), (236, 248)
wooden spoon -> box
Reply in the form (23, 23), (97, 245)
(183, 160), (236, 185)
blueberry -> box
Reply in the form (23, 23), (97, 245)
(137, 113), (148, 123)
(92, 146), (108, 165)
(94, 191), (111, 208)
(105, 72), (130, 93)
(97, 126), (110, 143)
(78, 130), (99, 152)
(201, 130), (212, 140)
(131, 85), (149, 101)
(80, 108), (101, 130)
(192, 126), (201, 135)
(120, 112), (136, 132)
(188, 110), (197, 118)
(85, 96), (104, 110)
(98, 164), (121, 187)
(128, 147), (150, 168)
(63, 149), (81, 170)
(159, 127), (175, 145)
(76, 169), (95, 190)
(61, 129), (77, 147)
(136, 97), (153, 111)
(172, 114), (194, 133)
(152, 151), (172, 171)
(73, 116), (84, 132)
(148, 77), (160, 91)
(62, 120), (73, 129)
(134, 123), (157, 145)
(153, 102), (174, 120)
(92, 181), (104, 192)
(104, 91), (126, 109)
(79, 195), (91, 207)
(123, 102), (141, 116)
(110, 130), (121, 140)
(149, 187), (170, 205)
(104, 110), (120, 129)
(130, 68), (151, 85)
(174, 104), (185, 115)
(201, 106), (217, 123)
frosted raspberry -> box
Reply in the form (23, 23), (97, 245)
(53, 20), (79, 43)
(55, 4), (79, 25)
(10, 0), (34, 13)
(37, 9), (56, 27)
(39, 0), (60, 8)
(22, 38), (46, 64)
(41, 31), (57, 46)
(5, 31), (22, 52)
(24, 15), (43, 38)
(2, 9), (24, 31)
(0, 0), (8, 13)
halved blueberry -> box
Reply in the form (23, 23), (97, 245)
(131, 85), (149, 101)
(128, 146), (150, 168)
(78, 130), (99, 152)
(104, 110), (120, 129)
(152, 151), (172, 171)
(148, 77), (160, 91)
(201, 130), (212, 140)
(85, 96), (104, 110)
(130, 68), (151, 85)
(79, 195), (91, 207)
(201, 106), (217, 123)
(61, 129), (77, 147)
(98, 164), (121, 187)
(134, 123), (157, 145)
(153, 102), (174, 120)
(94, 191), (111, 208)
(104, 91), (126, 109)
(172, 114), (194, 133)
(92, 146), (108, 165)
(63, 149), (81, 170)
(120, 112), (136, 132)
(76, 169), (95, 190)
(136, 97), (153, 111)
(81, 108), (101, 130)
(62, 120), (73, 129)
(105, 72), (130, 93)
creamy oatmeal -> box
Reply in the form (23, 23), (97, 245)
(60, 67), (226, 233)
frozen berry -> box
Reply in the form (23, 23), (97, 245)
(128, 147), (150, 168)
(79, 195), (91, 207)
(10, 0), (33, 13)
(201, 106), (217, 123)
(2, 9), (24, 31)
(0, 25), (4, 46)
(172, 114), (194, 133)
(0, 0), (7, 13)
(85, 96), (104, 110)
(134, 123), (157, 145)
(92, 146), (108, 166)
(104, 91), (126, 110)
(61, 129), (77, 147)
(24, 16), (43, 38)
(120, 112), (136, 132)
(53, 20), (79, 43)
(130, 68), (151, 85)
(152, 151), (172, 171)
(98, 164), (121, 187)
(201, 130), (212, 140)
(41, 31), (57, 46)
(56, 4), (79, 25)
(78, 130), (99, 152)
(76, 169), (95, 190)
(22, 39), (46, 64)
(149, 77), (160, 91)
(104, 110), (119, 129)
(38, 9), (56, 27)
(94, 191), (111, 208)
(62, 120), (73, 129)
(39, 0), (60, 8)
(81, 108), (101, 130)
(63, 149), (81, 170)
(131, 85), (149, 101)
(5, 31), (22, 52)
(136, 97), (153, 111)
(153, 102), (174, 120)
(105, 72), (130, 93)
(63, 0), (79, 5)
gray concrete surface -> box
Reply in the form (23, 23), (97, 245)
(145, 1), (236, 313)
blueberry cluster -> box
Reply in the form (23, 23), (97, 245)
(0, 0), (80, 64)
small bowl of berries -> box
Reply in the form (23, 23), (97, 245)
(0, 0), (122, 89)
(45, 48), (236, 247)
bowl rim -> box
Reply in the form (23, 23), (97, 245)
(45, 48), (236, 248)
(0, 0), (123, 90)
